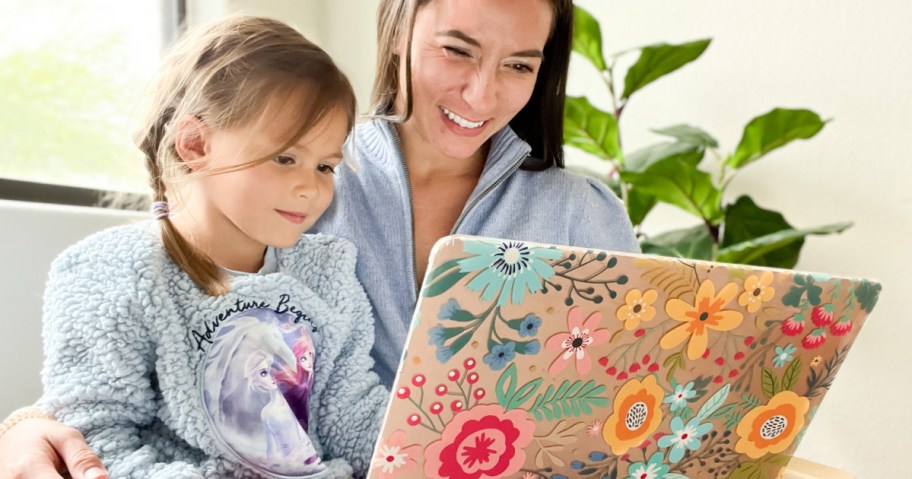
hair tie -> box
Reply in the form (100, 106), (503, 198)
(151, 201), (170, 220)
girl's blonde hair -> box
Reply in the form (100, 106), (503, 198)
(136, 14), (356, 296)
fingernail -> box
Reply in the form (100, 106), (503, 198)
(85, 467), (107, 479)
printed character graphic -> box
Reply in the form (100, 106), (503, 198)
(274, 333), (317, 431)
(202, 308), (323, 476)
(245, 349), (321, 468)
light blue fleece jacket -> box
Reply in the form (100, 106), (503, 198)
(313, 119), (640, 386)
(38, 223), (387, 478)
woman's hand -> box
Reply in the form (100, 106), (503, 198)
(0, 418), (107, 479)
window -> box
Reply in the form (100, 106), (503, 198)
(1, 0), (180, 203)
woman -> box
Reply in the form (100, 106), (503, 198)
(0, 0), (637, 477)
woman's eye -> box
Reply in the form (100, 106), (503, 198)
(274, 155), (295, 166)
(259, 369), (268, 377)
(508, 63), (534, 74)
(444, 46), (470, 57)
(317, 164), (336, 174)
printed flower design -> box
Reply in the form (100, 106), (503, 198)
(545, 307), (611, 375)
(517, 314), (542, 337)
(615, 289), (658, 330)
(663, 381), (696, 412)
(423, 404), (535, 479)
(660, 280), (743, 360)
(772, 344), (797, 368)
(781, 314), (806, 336)
(371, 430), (420, 478)
(810, 355), (823, 367)
(483, 342), (516, 370)
(735, 390), (810, 459)
(602, 375), (664, 455)
(801, 327), (827, 349)
(625, 451), (669, 479)
(657, 416), (713, 463)
(458, 240), (562, 306)
(587, 419), (603, 437)
(738, 271), (776, 313)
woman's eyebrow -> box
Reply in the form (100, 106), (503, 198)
(436, 29), (543, 59)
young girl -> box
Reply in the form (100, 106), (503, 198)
(36, 15), (386, 478)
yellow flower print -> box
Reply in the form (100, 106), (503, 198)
(738, 271), (776, 313)
(735, 390), (810, 459)
(660, 280), (744, 360)
(615, 289), (658, 330)
(601, 375), (664, 455)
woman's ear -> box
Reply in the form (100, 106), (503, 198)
(174, 116), (210, 171)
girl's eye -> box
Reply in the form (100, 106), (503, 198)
(317, 164), (336, 175)
(259, 369), (268, 377)
(274, 155), (295, 166)
(444, 46), (470, 57)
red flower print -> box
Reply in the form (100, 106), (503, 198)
(545, 307), (611, 375)
(781, 314), (805, 336)
(811, 304), (835, 327)
(423, 404), (535, 479)
(830, 316), (852, 336)
(802, 327), (827, 349)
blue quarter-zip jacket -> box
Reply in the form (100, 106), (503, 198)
(313, 119), (640, 386)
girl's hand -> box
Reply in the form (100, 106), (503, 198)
(0, 418), (107, 479)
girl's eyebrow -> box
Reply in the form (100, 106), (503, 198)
(436, 29), (544, 59)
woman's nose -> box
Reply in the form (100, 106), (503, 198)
(462, 67), (497, 116)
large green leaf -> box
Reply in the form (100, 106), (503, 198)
(622, 39), (711, 100)
(652, 124), (719, 148)
(717, 222), (851, 267)
(621, 156), (723, 223)
(720, 196), (850, 268)
(626, 187), (657, 226)
(563, 96), (620, 161)
(624, 141), (704, 173)
(641, 224), (713, 260)
(728, 108), (827, 169)
(571, 5), (607, 71)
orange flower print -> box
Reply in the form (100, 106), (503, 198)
(738, 271), (775, 313)
(660, 280), (743, 360)
(615, 289), (658, 330)
(546, 307), (611, 375)
(601, 375), (664, 455)
(735, 390), (810, 459)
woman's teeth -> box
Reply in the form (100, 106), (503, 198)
(442, 107), (485, 129)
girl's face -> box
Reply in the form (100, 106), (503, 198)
(397, 0), (553, 162)
(191, 101), (348, 255)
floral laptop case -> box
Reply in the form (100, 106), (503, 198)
(368, 236), (881, 479)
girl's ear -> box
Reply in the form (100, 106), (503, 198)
(175, 116), (210, 171)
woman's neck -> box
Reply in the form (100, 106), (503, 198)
(394, 123), (487, 182)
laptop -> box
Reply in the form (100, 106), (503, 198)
(367, 235), (881, 479)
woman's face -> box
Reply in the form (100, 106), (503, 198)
(398, 0), (553, 161)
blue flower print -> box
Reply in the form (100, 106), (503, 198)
(483, 341), (516, 370)
(657, 416), (713, 463)
(773, 344), (797, 368)
(663, 381), (696, 412)
(518, 314), (542, 337)
(428, 325), (447, 347)
(458, 240), (562, 306)
(625, 451), (669, 479)
(438, 299), (462, 320)
(522, 339), (541, 355)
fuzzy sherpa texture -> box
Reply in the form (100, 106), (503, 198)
(313, 118), (641, 385)
(38, 222), (387, 478)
